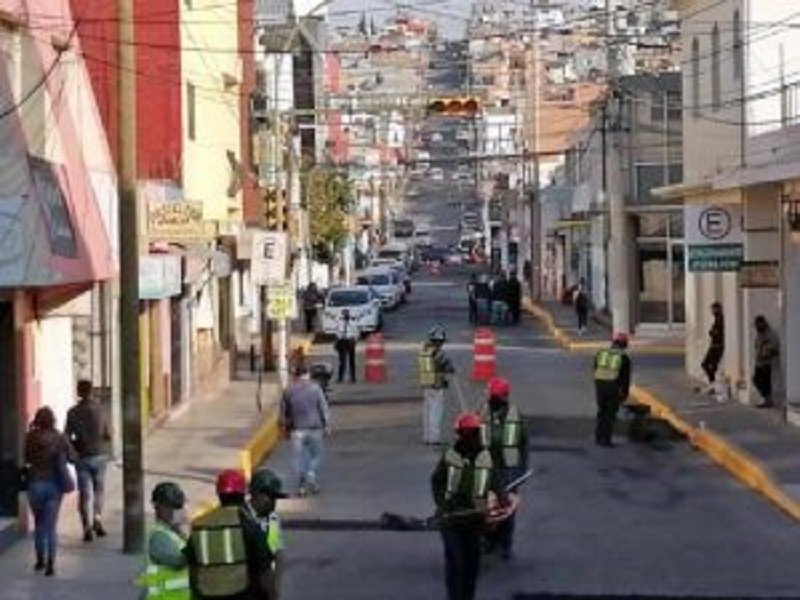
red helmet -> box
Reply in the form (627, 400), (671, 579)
(612, 332), (629, 348)
(216, 469), (247, 496)
(487, 377), (511, 400)
(455, 412), (482, 431)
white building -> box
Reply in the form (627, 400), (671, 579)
(657, 1), (800, 410)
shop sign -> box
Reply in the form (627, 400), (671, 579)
(139, 255), (182, 299)
(252, 231), (288, 285)
(212, 251), (232, 277)
(266, 281), (297, 320)
(739, 261), (780, 288)
(685, 203), (743, 272)
(148, 200), (209, 241)
(687, 244), (743, 272)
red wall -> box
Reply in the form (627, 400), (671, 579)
(239, 0), (261, 226)
(70, 0), (183, 182)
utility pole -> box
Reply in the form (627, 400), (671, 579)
(118, 0), (144, 554)
(525, 32), (541, 301)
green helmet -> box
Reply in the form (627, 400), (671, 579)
(151, 482), (185, 510)
(249, 468), (287, 498)
(428, 325), (446, 343)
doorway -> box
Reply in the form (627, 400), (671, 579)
(0, 302), (18, 517)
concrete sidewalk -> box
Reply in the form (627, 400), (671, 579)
(526, 299), (684, 353)
(1, 375), (279, 600)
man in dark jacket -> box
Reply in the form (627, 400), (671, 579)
(593, 334), (631, 447)
(700, 302), (725, 395)
(65, 380), (112, 542)
(506, 271), (522, 325)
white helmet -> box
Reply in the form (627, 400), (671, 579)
(428, 325), (446, 343)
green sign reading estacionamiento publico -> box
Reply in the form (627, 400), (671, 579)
(687, 244), (743, 272)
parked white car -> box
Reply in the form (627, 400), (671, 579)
(321, 286), (382, 337)
(356, 268), (402, 310)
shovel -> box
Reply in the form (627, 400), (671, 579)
(379, 469), (535, 531)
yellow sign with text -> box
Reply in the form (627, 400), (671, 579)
(266, 282), (297, 320)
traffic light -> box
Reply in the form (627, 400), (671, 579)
(427, 96), (480, 117)
(264, 189), (280, 231)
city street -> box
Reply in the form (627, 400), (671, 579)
(265, 45), (800, 598)
(271, 246), (800, 600)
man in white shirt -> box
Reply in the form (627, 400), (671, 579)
(335, 309), (360, 383)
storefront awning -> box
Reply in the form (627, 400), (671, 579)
(713, 160), (800, 191)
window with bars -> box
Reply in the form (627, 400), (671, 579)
(711, 24), (721, 111)
(691, 37), (700, 118)
(733, 10), (743, 80)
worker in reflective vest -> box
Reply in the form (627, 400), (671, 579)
(136, 481), (190, 600)
(247, 468), (287, 600)
(593, 333), (632, 447)
(431, 412), (503, 600)
(479, 377), (528, 559)
(419, 325), (455, 444)
(186, 470), (274, 600)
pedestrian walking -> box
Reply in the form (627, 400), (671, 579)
(247, 469), (288, 600)
(186, 470), (275, 600)
(418, 325), (455, 444)
(23, 406), (75, 576)
(467, 273), (478, 324)
(65, 379), (112, 542)
(479, 377), (527, 559)
(753, 315), (780, 408)
(700, 302), (725, 396)
(506, 271), (522, 325)
(490, 272), (509, 324)
(280, 365), (331, 496)
(574, 279), (589, 335)
(473, 276), (491, 324)
(136, 482), (190, 599)
(301, 282), (323, 334)
(334, 309), (359, 383)
(431, 412), (503, 600)
(592, 333), (632, 447)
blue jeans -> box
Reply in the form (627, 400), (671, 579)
(291, 429), (324, 488)
(75, 455), (108, 530)
(27, 479), (63, 559)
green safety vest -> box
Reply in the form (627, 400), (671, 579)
(137, 523), (190, 600)
(190, 506), (249, 598)
(263, 513), (284, 556)
(594, 349), (624, 382)
(480, 405), (523, 468)
(444, 448), (493, 512)
(418, 346), (442, 388)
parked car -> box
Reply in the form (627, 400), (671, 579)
(321, 286), (382, 336)
(375, 243), (412, 270)
(414, 226), (432, 247)
(356, 268), (402, 310)
(430, 168), (444, 180)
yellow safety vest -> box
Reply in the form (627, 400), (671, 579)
(480, 405), (523, 468)
(190, 506), (249, 598)
(444, 448), (493, 512)
(418, 346), (441, 388)
(594, 349), (624, 382)
(137, 524), (190, 600)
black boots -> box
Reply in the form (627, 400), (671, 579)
(34, 554), (54, 576)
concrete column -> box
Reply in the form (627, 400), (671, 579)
(609, 198), (630, 334)
(784, 225), (800, 407)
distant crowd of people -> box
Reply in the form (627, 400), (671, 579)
(466, 271), (523, 325)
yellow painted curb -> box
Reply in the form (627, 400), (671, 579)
(240, 412), (281, 480)
(629, 385), (800, 523)
(523, 300), (684, 355)
(188, 413), (282, 524)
